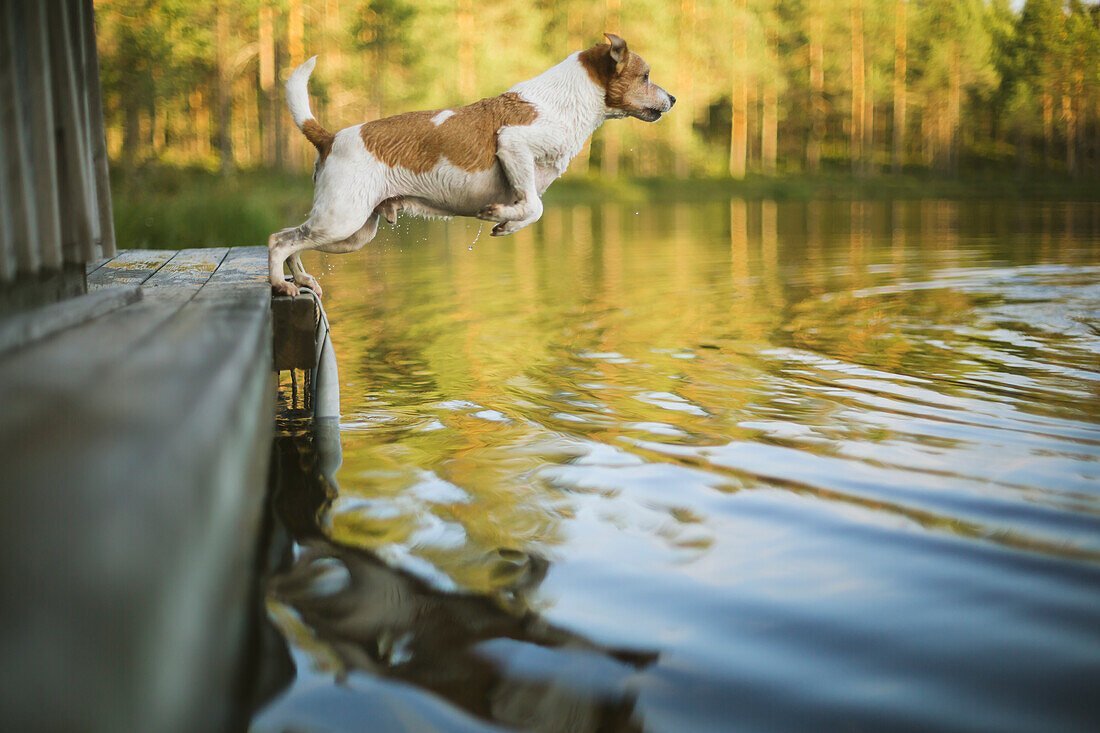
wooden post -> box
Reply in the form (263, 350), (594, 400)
(81, 0), (116, 257)
(46, 0), (99, 266)
(0, 0), (115, 298)
(0, 0), (41, 276)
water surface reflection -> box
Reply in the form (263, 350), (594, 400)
(257, 200), (1100, 731)
(255, 420), (656, 732)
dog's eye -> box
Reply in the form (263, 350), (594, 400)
(643, 72), (650, 83)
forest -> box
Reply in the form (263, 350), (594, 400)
(93, 0), (1100, 182)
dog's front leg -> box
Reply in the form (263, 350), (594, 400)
(477, 129), (543, 236)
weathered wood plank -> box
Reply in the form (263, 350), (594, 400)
(24, 0), (63, 270)
(85, 255), (112, 276)
(143, 247), (228, 292)
(87, 249), (175, 290)
(81, 0), (115, 257)
(204, 245), (268, 285)
(0, 91), (14, 281)
(0, 285), (140, 356)
(46, 0), (98, 265)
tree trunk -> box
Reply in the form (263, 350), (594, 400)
(892, 0), (906, 174)
(674, 0), (695, 178)
(851, 0), (865, 176)
(1067, 69), (1082, 177)
(274, 40), (285, 170)
(865, 64), (875, 175)
(1016, 122), (1028, 178)
(808, 10), (823, 173)
(457, 0), (475, 98)
(288, 0), (305, 168)
(1042, 89), (1053, 171)
(921, 106), (932, 168)
(1064, 93), (1076, 176)
(746, 86), (758, 172)
(259, 4), (276, 168)
(730, 0), (748, 178)
(215, 3), (234, 176)
(325, 0), (341, 126)
(949, 47), (960, 175)
(603, 0), (622, 177)
(761, 26), (778, 175)
(123, 94), (140, 174)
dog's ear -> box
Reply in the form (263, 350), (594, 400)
(604, 32), (628, 74)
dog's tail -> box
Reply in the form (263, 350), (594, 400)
(286, 56), (334, 153)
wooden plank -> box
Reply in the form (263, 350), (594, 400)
(87, 249), (175, 290)
(0, 285), (140, 356)
(142, 248), (228, 293)
(86, 255), (112, 276)
(0, 245), (273, 733)
(203, 245), (268, 285)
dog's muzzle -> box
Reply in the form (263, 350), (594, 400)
(639, 92), (675, 122)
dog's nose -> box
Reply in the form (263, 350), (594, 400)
(669, 94), (677, 108)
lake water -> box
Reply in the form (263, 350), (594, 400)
(252, 200), (1100, 732)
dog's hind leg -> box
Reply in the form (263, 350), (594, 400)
(269, 214), (375, 297)
(288, 254), (323, 296)
(268, 225), (310, 297)
(317, 213), (381, 254)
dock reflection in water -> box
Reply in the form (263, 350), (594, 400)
(253, 416), (657, 732)
(254, 199), (1100, 731)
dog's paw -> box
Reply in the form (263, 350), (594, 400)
(294, 273), (323, 297)
(375, 198), (401, 224)
(491, 221), (520, 236)
(477, 204), (507, 222)
(271, 279), (300, 297)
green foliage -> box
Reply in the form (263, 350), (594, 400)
(94, 0), (1100, 188)
(110, 167), (313, 249)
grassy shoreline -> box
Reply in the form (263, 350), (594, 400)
(109, 166), (1100, 250)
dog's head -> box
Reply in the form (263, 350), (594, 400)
(579, 33), (675, 122)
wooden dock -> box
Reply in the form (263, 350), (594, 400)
(0, 246), (279, 732)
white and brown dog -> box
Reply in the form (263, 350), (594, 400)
(269, 33), (674, 296)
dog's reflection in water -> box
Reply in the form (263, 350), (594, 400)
(261, 425), (657, 732)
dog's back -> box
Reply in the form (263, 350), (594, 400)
(356, 94), (537, 175)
